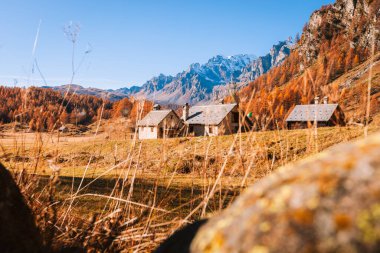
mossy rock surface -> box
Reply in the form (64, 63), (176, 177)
(191, 133), (380, 253)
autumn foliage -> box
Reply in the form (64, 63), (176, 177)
(233, 1), (380, 129)
(0, 86), (152, 131)
(1, 1), (380, 132)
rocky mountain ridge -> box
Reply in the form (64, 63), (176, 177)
(239, 40), (292, 83)
(116, 54), (257, 105)
(44, 40), (292, 105)
(232, 0), (380, 128)
(118, 40), (293, 105)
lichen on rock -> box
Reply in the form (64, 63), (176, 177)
(191, 133), (380, 253)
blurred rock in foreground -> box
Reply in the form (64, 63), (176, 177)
(191, 133), (380, 253)
(0, 163), (44, 253)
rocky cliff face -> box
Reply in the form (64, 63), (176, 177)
(118, 54), (257, 105)
(119, 74), (174, 96)
(43, 42), (292, 105)
(118, 41), (292, 105)
(298, 0), (380, 65)
(239, 40), (292, 83)
(233, 0), (380, 128)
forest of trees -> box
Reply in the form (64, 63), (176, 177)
(0, 86), (153, 131)
(1, 1), (380, 133)
(230, 1), (380, 130)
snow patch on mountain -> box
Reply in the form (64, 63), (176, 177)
(75, 40), (293, 105)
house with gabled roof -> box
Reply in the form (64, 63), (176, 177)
(182, 103), (241, 136)
(137, 104), (182, 139)
(286, 97), (346, 129)
(138, 102), (249, 139)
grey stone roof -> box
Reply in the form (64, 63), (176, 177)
(137, 110), (173, 126)
(286, 104), (338, 122)
(185, 103), (237, 125)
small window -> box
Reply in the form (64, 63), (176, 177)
(209, 126), (213, 134)
(151, 127), (154, 132)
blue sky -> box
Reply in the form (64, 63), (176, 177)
(0, 0), (334, 89)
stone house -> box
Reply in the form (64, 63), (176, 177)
(137, 105), (182, 140)
(182, 103), (241, 136)
(286, 97), (346, 129)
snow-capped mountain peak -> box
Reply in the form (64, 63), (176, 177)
(115, 42), (291, 105)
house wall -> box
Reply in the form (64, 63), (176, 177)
(205, 125), (219, 136)
(190, 125), (220, 137)
(138, 126), (158, 139)
(286, 106), (346, 130)
(138, 111), (183, 140)
(286, 120), (342, 130)
(158, 111), (183, 138)
(218, 106), (240, 135)
(187, 105), (240, 137)
(287, 121), (310, 130)
(162, 111), (183, 130)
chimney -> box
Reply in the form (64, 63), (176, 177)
(314, 96), (320, 105)
(153, 104), (161, 111)
(323, 96), (328, 104)
(182, 103), (189, 121)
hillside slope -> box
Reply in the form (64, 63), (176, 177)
(332, 53), (380, 121)
(234, 0), (380, 129)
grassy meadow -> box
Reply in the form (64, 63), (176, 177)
(1, 115), (379, 251)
